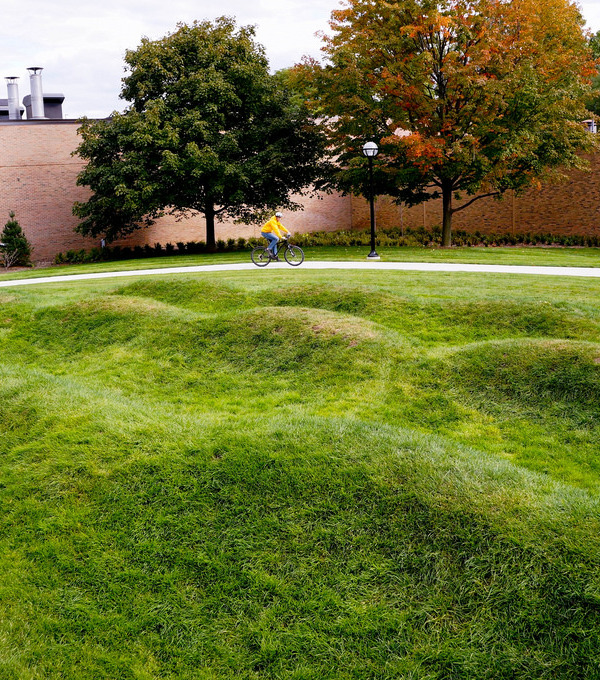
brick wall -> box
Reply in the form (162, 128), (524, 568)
(0, 121), (96, 262)
(352, 156), (600, 236)
(2, 119), (600, 263)
(113, 191), (353, 251)
(0, 120), (351, 261)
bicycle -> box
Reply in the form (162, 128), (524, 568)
(251, 237), (305, 267)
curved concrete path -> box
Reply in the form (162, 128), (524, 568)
(1, 260), (600, 288)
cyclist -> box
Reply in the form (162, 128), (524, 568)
(260, 212), (291, 261)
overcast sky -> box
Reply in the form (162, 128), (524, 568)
(3, 0), (600, 119)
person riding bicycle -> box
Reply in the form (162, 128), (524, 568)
(260, 212), (291, 261)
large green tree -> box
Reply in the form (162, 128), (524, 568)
(586, 30), (600, 116)
(301, 0), (597, 245)
(73, 17), (327, 247)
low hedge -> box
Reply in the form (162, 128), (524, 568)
(54, 228), (600, 265)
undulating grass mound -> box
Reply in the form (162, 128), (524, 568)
(114, 278), (251, 313)
(423, 339), (600, 488)
(1, 269), (600, 678)
(269, 284), (600, 344)
(445, 339), (600, 406)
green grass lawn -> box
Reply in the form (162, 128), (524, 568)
(1, 252), (600, 678)
(3, 243), (600, 282)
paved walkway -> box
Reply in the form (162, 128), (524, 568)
(1, 260), (600, 288)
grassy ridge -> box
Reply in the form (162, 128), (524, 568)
(1, 267), (600, 678)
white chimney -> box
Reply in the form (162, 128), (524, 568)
(5, 77), (20, 120)
(27, 67), (46, 119)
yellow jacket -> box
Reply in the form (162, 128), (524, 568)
(261, 216), (290, 238)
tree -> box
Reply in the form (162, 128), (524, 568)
(73, 17), (327, 248)
(301, 0), (598, 245)
(586, 30), (600, 116)
(0, 212), (32, 268)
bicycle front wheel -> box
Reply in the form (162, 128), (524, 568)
(251, 246), (271, 267)
(284, 244), (304, 266)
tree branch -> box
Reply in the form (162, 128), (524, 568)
(452, 191), (500, 213)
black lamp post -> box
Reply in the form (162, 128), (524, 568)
(362, 141), (380, 260)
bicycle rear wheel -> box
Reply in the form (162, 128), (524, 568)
(284, 244), (304, 266)
(251, 246), (271, 267)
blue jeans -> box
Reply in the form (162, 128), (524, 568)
(261, 231), (279, 255)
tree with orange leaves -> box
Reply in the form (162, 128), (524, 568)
(301, 0), (598, 245)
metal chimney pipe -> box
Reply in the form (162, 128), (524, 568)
(27, 67), (46, 119)
(5, 77), (20, 120)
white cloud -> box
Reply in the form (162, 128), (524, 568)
(0, 0), (338, 117)
(581, 1), (600, 32)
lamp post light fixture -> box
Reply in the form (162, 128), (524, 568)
(362, 141), (380, 260)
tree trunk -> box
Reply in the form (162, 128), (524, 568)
(441, 182), (453, 247)
(205, 201), (216, 250)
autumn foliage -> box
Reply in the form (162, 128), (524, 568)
(301, 0), (598, 245)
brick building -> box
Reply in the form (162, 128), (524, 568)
(1, 106), (600, 262)
(0, 117), (356, 262)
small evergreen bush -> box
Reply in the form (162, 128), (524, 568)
(0, 212), (32, 267)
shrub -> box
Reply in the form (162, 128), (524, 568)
(185, 241), (206, 254)
(0, 212), (32, 267)
(51, 225), (600, 266)
(85, 247), (103, 263)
